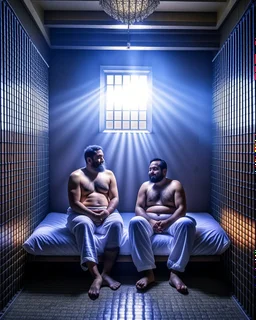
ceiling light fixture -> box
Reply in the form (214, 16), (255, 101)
(99, 0), (160, 25)
(99, 0), (160, 48)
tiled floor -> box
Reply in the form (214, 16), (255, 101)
(1, 262), (248, 320)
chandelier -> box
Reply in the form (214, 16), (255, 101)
(99, 0), (160, 25)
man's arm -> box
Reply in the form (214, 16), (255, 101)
(106, 171), (119, 214)
(68, 172), (95, 218)
(135, 183), (147, 217)
(169, 180), (187, 222)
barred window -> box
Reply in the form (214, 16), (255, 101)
(100, 67), (152, 132)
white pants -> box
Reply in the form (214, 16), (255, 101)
(67, 209), (123, 270)
(129, 216), (196, 272)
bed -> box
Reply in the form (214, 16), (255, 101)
(23, 212), (230, 263)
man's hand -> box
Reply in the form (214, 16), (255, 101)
(91, 209), (110, 226)
(153, 219), (171, 233)
(149, 219), (162, 233)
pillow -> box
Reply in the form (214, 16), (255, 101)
(23, 212), (79, 255)
(187, 212), (230, 255)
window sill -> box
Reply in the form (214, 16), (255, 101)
(102, 130), (151, 133)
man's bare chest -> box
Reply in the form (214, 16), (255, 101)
(147, 187), (174, 204)
(81, 178), (109, 194)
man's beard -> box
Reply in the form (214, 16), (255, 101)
(92, 161), (106, 172)
(149, 173), (164, 183)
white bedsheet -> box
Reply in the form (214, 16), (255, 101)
(23, 212), (230, 256)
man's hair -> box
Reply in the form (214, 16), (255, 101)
(150, 158), (167, 170)
(84, 145), (103, 163)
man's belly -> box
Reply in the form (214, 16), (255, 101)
(145, 205), (174, 220)
(146, 205), (175, 213)
(82, 192), (109, 208)
(145, 212), (172, 221)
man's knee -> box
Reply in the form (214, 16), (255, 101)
(71, 216), (93, 233)
(176, 216), (196, 232)
(106, 221), (123, 248)
(109, 220), (123, 234)
(129, 216), (146, 229)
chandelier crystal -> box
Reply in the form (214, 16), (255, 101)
(99, 0), (160, 25)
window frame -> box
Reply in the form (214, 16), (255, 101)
(100, 66), (152, 133)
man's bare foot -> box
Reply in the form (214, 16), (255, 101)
(102, 273), (121, 290)
(136, 270), (155, 290)
(88, 276), (103, 300)
(169, 271), (188, 294)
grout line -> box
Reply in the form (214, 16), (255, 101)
(231, 296), (251, 320)
(0, 289), (24, 320)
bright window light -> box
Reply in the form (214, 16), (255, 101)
(100, 66), (152, 132)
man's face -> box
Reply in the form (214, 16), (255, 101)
(148, 161), (164, 183)
(91, 150), (106, 172)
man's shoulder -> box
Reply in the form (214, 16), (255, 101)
(168, 179), (183, 189)
(104, 169), (115, 177)
(141, 181), (151, 189)
(70, 168), (84, 179)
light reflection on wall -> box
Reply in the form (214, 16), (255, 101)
(98, 132), (161, 210)
(220, 208), (255, 249)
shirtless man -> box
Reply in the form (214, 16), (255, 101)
(129, 158), (196, 294)
(67, 145), (123, 300)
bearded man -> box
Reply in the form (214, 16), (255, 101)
(129, 158), (196, 294)
(67, 145), (123, 300)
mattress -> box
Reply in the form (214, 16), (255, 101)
(23, 212), (230, 257)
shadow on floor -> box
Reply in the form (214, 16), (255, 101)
(25, 260), (231, 297)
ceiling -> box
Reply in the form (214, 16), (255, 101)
(22, 0), (239, 50)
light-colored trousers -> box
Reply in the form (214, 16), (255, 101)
(67, 208), (123, 270)
(129, 216), (196, 272)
